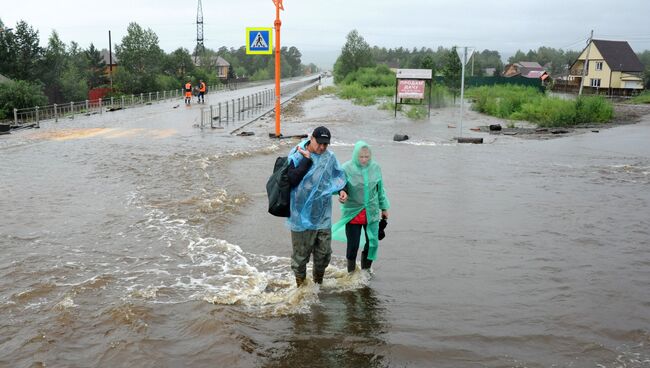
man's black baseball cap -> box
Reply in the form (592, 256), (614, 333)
(312, 126), (331, 144)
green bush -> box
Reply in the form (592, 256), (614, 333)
(575, 96), (613, 124)
(0, 80), (49, 120)
(630, 91), (650, 104)
(341, 65), (394, 88)
(406, 105), (428, 120)
(156, 74), (181, 91)
(466, 85), (613, 127)
(251, 68), (271, 81)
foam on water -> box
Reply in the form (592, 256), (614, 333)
(118, 189), (372, 316)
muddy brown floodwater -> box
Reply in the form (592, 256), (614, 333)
(2, 81), (649, 367)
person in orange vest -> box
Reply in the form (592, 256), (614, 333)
(198, 80), (206, 104)
(184, 80), (192, 105)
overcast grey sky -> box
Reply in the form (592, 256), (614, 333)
(3, 0), (650, 67)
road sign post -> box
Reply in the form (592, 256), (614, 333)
(273, 0), (284, 137)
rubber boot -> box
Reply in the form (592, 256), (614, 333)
(313, 272), (324, 285)
(347, 259), (356, 273)
(361, 258), (373, 270)
(296, 276), (305, 288)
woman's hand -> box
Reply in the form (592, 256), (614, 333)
(338, 190), (348, 203)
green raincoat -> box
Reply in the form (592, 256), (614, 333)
(332, 141), (390, 260)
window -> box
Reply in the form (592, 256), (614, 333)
(595, 61), (603, 71)
(590, 78), (601, 87)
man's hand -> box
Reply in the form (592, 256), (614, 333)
(381, 210), (388, 219)
(297, 146), (311, 159)
(338, 190), (348, 203)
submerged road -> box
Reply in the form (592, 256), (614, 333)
(1, 81), (649, 367)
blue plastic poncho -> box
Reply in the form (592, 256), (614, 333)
(332, 141), (390, 260)
(286, 140), (346, 232)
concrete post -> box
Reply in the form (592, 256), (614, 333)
(54, 104), (58, 122)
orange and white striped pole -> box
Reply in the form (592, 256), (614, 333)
(273, 0), (284, 137)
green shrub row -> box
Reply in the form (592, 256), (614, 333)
(466, 85), (613, 127)
(630, 91), (650, 104)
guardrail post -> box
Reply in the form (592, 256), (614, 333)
(163, 90), (166, 100)
(148, 92), (152, 103)
(85, 100), (89, 112)
(35, 106), (40, 128)
(99, 98), (102, 114)
(210, 105), (214, 128)
(226, 100), (229, 123)
(14, 108), (17, 125)
(200, 107), (204, 129)
(218, 103), (222, 127)
(111, 96), (114, 108)
(131, 94), (134, 106)
(156, 91), (159, 102)
(121, 96), (125, 108)
(140, 93), (143, 104)
(237, 98), (241, 121)
(70, 102), (74, 119)
(54, 104), (58, 122)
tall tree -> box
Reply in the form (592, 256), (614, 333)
(638, 50), (650, 89)
(285, 46), (302, 77)
(442, 47), (462, 98)
(84, 43), (107, 89)
(333, 30), (375, 83)
(0, 19), (17, 78)
(164, 47), (194, 80)
(12, 20), (42, 81)
(508, 50), (528, 64)
(42, 31), (67, 102)
(420, 54), (436, 77)
(115, 22), (164, 93)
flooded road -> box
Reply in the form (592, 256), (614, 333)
(1, 82), (649, 367)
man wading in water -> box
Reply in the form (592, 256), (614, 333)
(286, 126), (347, 287)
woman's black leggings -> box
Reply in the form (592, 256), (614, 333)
(346, 223), (372, 268)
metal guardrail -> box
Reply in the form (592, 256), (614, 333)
(198, 77), (320, 130)
(10, 82), (245, 127)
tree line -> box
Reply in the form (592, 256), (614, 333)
(0, 19), (317, 120)
(334, 30), (650, 89)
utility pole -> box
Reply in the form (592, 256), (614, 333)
(195, 0), (205, 64)
(456, 47), (474, 140)
(108, 31), (113, 90)
(578, 30), (593, 96)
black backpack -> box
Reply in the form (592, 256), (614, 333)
(266, 156), (291, 217)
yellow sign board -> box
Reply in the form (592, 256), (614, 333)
(246, 27), (273, 55)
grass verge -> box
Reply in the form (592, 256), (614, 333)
(466, 85), (614, 127)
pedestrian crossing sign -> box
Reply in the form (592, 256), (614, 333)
(246, 28), (273, 55)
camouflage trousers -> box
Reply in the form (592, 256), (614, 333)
(290, 229), (332, 279)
